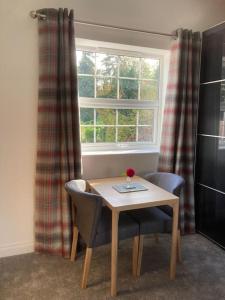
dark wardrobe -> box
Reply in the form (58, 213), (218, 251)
(195, 23), (225, 248)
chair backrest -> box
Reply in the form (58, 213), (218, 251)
(68, 179), (86, 192)
(65, 180), (103, 247)
(144, 172), (184, 217)
(144, 172), (184, 196)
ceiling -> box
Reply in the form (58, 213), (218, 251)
(34, 0), (225, 49)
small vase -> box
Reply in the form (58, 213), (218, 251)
(126, 176), (132, 188)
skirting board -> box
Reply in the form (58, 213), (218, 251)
(0, 241), (34, 258)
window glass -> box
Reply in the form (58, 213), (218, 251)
(80, 108), (94, 125)
(139, 110), (154, 125)
(141, 58), (159, 80)
(119, 56), (139, 78)
(96, 78), (117, 98)
(96, 53), (118, 76)
(96, 109), (116, 125)
(77, 51), (95, 75)
(119, 79), (138, 99)
(138, 127), (153, 142)
(140, 80), (158, 101)
(118, 109), (137, 125)
(76, 44), (163, 150)
(81, 127), (94, 143)
(78, 76), (94, 98)
(96, 127), (116, 143)
(118, 127), (136, 142)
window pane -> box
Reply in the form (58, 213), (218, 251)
(96, 77), (117, 98)
(77, 51), (95, 75)
(118, 127), (136, 142)
(96, 53), (118, 76)
(118, 109), (137, 125)
(96, 109), (116, 125)
(138, 126), (153, 142)
(81, 126), (94, 143)
(119, 79), (138, 99)
(78, 76), (94, 97)
(119, 56), (139, 78)
(80, 108), (94, 125)
(139, 110), (154, 125)
(141, 58), (159, 80)
(140, 80), (158, 101)
(96, 127), (116, 142)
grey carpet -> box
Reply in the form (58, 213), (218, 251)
(1, 234), (225, 300)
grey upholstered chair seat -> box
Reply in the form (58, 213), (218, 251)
(157, 205), (172, 217)
(65, 180), (140, 288)
(143, 172), (184, 219)
(128, 207), (172, 235)
(94, 207), (139, 247)
(128, 172), (184, 235)
(127, 172), (184, 276)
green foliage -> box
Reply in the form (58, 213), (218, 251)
(96, 127), (115, 142)
(140, 80), (158, 100)
(139, 110), (153, 125)
(77, 50), (158, 143)
(138, 127), (153, 142)
(97, 54), (118, 76)
(96, 78), (117, 98)
(78, 52), (95, 74)
(78, 76), (94, 98)
(80, 108), (154, 143)
(120, 79), (138, 99)
(81, 127), (94, 143)
(118, 127), (136, 142)
(118, 109), (137, 125)
(119, 56), (139, 78)
(141, 58), (159, 80)
(96, 109), (116, 125)
(80, 108), (94, 125)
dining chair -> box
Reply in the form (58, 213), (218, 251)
(128, 172), (184, 276)
(65, 180), (140, 289)
(69, 179), (86, 261)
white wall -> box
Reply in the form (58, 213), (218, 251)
(82, 152), (159, 180)
(0, 0), (225, 257)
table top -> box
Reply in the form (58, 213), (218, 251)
(87, 176), (178, 212)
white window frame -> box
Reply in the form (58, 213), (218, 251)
(76, 38), (168, 154)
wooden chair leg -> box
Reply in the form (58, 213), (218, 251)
(81, 248), (93, 289)
(177, 229), (182, 263)
(71, 226), (79, 261)
(136, 235), (144, 277)
(154, 233), (159, 243)
(132, 236), (139, 277)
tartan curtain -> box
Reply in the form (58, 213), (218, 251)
(35, 8), (81, 257)
(158, 29), (201, 234)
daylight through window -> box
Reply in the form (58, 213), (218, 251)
(76, 42), (163, 151)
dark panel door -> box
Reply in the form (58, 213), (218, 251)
(198, 83), (225, 136)
(196, 136), (225, 193)
(200, 24), (225, 83)
(195, 23), (225, 249)
(197, 185), (225, 247)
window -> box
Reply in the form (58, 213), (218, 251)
(76, 39), (167, 152)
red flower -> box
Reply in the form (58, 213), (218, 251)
(126, 168), (135, 177)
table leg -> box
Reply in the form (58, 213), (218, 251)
(170, 200), (179, 279)
(111, 210), (119, 297)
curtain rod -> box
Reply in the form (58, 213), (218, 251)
(30, 11), (177, 39)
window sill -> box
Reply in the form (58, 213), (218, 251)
(82, 148), (160, 156)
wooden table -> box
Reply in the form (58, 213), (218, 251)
(87, 176), (179, 297)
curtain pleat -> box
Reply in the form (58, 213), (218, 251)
(159, 29), (201, 234)
(35, 8), (81, 257)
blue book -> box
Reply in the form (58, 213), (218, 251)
(113, 182), (148, 193)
